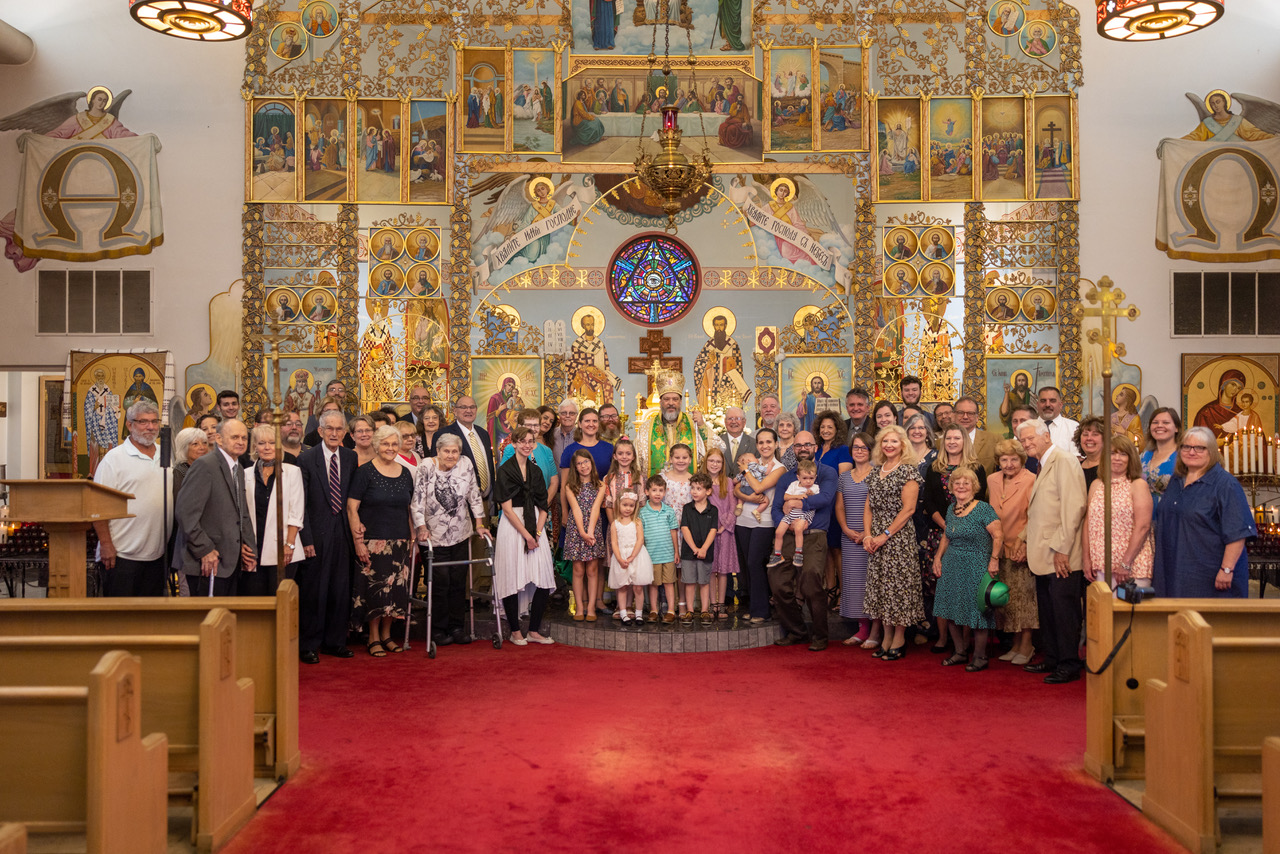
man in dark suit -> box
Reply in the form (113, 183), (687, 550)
(440, 395), (495, 517)
(844, 387), (871, 436)
(405, 383), (430, 427)
(719, 406), (756, 478)
(296, 409), (358, 663)
(175, 418), (256, 596)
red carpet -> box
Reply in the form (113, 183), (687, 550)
(223, 643), (1180, 854)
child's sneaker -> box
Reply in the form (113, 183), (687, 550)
(792, 553), (804, 567)
(766, 552), (784, 568)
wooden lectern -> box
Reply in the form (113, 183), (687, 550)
(2, 480), (133, 597)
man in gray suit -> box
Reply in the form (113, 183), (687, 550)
(176, 418), (257, 596)
(719, 406), (756, 478)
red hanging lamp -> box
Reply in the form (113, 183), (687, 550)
(1096, 0), (1223, 41)
(129, 0), (253, 41)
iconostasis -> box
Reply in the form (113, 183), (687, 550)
(221, 0), (1084, 430)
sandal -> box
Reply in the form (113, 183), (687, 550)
(366, 640), (387, 658)
(965, 658), (989, 672)
(383, 639), (403, 653)
(941, 652), (970, 667)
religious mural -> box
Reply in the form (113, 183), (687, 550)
(473, 356), (543, 451)
(230, 0), (1084, 425)
(1156, 90), (1280, 262)
(780, 355), (849, 434)
(0, 85), (162, 268)
(563, 57), (762, 163)
(67, 350), (170, 478)
(986, 356), (1056, 439)
(1182, 354), (1279, 443)
(250, 99), (298, 202)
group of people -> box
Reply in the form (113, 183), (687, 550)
(89, 372), (1257, 673)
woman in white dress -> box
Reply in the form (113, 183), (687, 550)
(494, 426), (556, 646)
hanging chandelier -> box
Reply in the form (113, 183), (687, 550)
(1096, 0), (1223, 41)
(129, 0), (254, 41)
(634, 17), (713, 233)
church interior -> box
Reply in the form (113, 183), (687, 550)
(1, 0), (1280, 851)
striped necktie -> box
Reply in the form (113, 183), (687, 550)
(328, 451), (342, 515)
(468, 429), (489, 492)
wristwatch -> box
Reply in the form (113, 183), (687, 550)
(882, 528), (891, 537)
(1220, 565), (1234, 574)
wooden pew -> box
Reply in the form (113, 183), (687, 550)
(0, 651), (167, 854)
(1142, 610), (1280, 854)
(0, 609), (255, 853)
(1083, 581), (1280, 784)
(0, 580), (300, 780)
(1266, 737), (1279, 854)
(0, 824), (26, 854)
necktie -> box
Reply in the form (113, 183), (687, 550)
(468, 430), (490, 492)
(328, 452), (342, 516)
(730, 436), (739, 461)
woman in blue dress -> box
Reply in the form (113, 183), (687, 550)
(1153, 426), (1255, 598)
(814, 412), (854, 611)
(836, 432), (876, 645)
(1140, 407), (1181, 507)
(931, 467), (1003, 672)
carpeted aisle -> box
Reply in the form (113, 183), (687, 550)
(222, 643), (1180, 854)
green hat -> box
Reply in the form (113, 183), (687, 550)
(978, 576), (1010, 610)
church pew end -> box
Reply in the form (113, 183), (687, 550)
(0, 651), (168, 854)
(1142, 610), (1280, 854)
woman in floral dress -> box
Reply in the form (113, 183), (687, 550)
(348, 425), (416, 656)
(863, 425), (924, 661)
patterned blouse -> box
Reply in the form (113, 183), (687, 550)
(410, 456), (486, 548)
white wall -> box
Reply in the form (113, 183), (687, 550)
(1072, 0), (1280, 407)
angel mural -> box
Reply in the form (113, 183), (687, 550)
(0, 85), (153, 271)
(727, 174), (855, 290)
(471, 174), (597, 284)
(1156, 90), (1280, 262)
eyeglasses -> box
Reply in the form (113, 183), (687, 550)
(456, 404), (477, 411)
(955, 409), (978, 416)
(1180, 445), (1210, 453)
(794, 442), (816, 448)
(851, 445), (869, 452)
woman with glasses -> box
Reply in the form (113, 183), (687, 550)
(775, 413), (800, 472)
(1152, 426), (1255, 598)
(835, 432), (876, 645)
(415, 403), (446, 458)
(349, 414), (378, 466)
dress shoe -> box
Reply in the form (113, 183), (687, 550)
(1044, 669), (1081, 685)
(808, 639), (828, 652)
(450, 629), (472, 646)
(434, 633), (454, 647)
(1023, 661), (1052, 674)
(320, 645), (354, 658)
(299, 650), (320, 664)
(880, 646), (906, 661)
(773, 634), (806, 647)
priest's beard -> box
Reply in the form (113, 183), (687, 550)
(662, 408), (680, 423)
(599, 425), (621, 442)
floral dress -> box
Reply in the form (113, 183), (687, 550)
(1087, 479), (1154, 582)
(662, 473), (693, 520)
(863, 462), (925, 627)
(564, 481), (606, 561)
(349, 463), (414, 626)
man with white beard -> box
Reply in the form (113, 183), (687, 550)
(634, 368), (721, 477)
(91, 400), (168, 596)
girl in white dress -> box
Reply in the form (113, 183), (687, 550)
(608, 491), (653, 625)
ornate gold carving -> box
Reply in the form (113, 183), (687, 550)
(884, 211), (953, 226)
(448, 166), (474, 404)
(1057, 201), (1083, 418)
(370, 212), (441, 229)
(336, 204), (360, 410)
(474, 302), (544, 356)
(753, 351), (779, 416)
(241, 204), (268, 416)
(543, 353), (568, 407)
(961, 202), (986, 407)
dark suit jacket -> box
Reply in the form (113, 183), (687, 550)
(719, 431), (757, 478)
(175, 449), (255, 577)
(845, 417), (869, 438)
(297, 443), (357, 552)
(442, 421), (495, 511)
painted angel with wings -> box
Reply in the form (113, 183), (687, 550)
(0, 86), (138, 271)
(729, 173), (855, 284)
(471, 174), (594, 273)
(1182, 90), (1278, 143)
(0, 86), (137, 140)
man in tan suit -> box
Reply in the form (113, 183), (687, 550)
(1017, 418), (1087, 684)
(954, 395), (998, 476)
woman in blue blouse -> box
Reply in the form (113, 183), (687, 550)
(1153, 426), (1255, 598)
(1140, 407), (1181, 507)
(814, 411), (854, 607)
